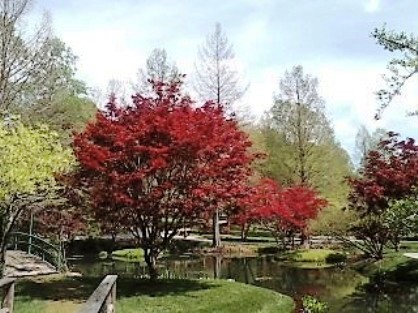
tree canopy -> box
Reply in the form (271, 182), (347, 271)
(73, 82), (255, 278)
(0, 119), (74, 274)
(347, 133), (418, 258)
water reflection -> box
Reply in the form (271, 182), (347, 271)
(69, 255), (418, 313)
(339, 278), (418, 313)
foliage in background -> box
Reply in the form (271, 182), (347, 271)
(194, 22), (248, 112)
(372, 26), (418, 119)
(354, 125), (389, 169)
(0, 0), (86, 112)
(258, 66), (353, 236)
(265, 65), (334, 185)
(235, 179), (326, 247)
(133, 48), (181, 96)
(0, 119), (74, 275)
(384, 195), (418, 250)
(347, 133), (418, 259)
(21, 93), (97, 145)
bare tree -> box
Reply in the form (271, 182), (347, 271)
(268, 65), (333, 185)
(133, 48), (180, 96)
(354, 125), (372, 169)
(354, 125), (389, 169)
(194, 22), (247, 113)
(0, 0), (56, 112)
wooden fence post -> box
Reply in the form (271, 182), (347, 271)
(78, 275), (117, 313)
(0, 278), (16, 313)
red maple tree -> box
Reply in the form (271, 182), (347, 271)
(348, 132), (418, 258)
(73, 82), (254, 278)
(236, 179), (326, 247)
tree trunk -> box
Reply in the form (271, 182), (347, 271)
(144, 250), (158, 280)
(213, 254), (222, 279)
(393, 236), (400, 252)
(212, 209), (221, 248)
(110, 232), (117, 253)
(0, 249), (6, 278)
(240, 224), (250, 241)
(301, 231), (310, 249)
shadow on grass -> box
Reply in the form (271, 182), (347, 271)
(340, 275), (418, 313)
(368, 258), (418, 282)
(16, 276), (220, 303)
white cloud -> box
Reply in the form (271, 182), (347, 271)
(32, 0), (418, 160)
(364, 0), (380, 13)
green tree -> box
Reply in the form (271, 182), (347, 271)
(262, 66), (353, 235)
(373, 26), (418, 118)
(0, 1), (84, 112)
(22, 93), (97, 145)
(0, 119), (74, 275)
(26, 37), (87, 106)
(266, 65), (335, 185)
(384, 196), (418, 251)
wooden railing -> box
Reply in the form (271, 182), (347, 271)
(0, 278), (15, 313)
(78, 275), (117, 313)
(9, 232), (66, 271)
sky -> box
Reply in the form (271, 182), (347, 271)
(33, 0), (418, 160)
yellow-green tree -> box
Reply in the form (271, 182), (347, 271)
(0, 119), (74, 275)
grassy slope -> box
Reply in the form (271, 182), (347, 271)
(355, 242), (418, 281)
(14, 277), (294, 313)
(118, 280), (294, 313)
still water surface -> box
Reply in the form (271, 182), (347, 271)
(70, 255), (418, 313)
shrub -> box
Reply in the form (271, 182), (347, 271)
(325, 252), (347, 264)
(302, 296), (328, 313)
(258, 246), (280, 254)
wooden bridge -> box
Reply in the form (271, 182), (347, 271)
(5, 232), (65, 277)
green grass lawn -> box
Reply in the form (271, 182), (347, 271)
(111, 248), (145, 262)
(14, 276), (294, 313)
(356, 242), (418, 281)
(282, 249), (347, 263)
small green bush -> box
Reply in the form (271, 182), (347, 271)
(325, 253), (347, 264)
(258, 246), (280, 254)
(302, 295), (328, 313)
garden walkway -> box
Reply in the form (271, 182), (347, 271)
(404, 253), (418, 259)
(4, 250), (57, 277)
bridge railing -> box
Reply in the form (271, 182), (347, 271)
(9, 232), (66, 271)
(0, 278), (15, 313)
(77, 275), (117, 313)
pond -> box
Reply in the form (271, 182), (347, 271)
(69, 255), (418, 313)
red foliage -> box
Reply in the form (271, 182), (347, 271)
(18, 179), (89, 244)
(34, 206), (87, 242)
(235, 179), (326, 242)
(347, 133), (418, 259)
(73, 82), (254, 277)
(348, 132), (418, 214)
